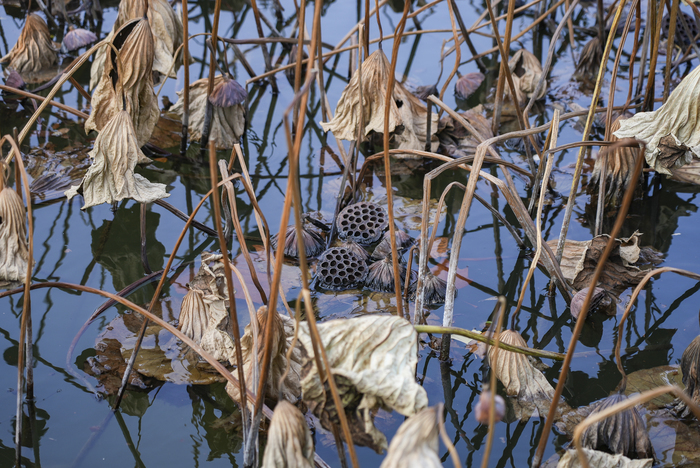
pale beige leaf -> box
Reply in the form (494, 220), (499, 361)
(0, 187), (31, 283)
(66, 110), (169, 209)
(380, 406), (441, 468)
(297, 315), (428, 452)
(505, 49), (546, 105)
(614, 63), (700, 175)
(262, 401), (314, 468)
(178, 289), (208, 343)
(0, 14), (57, 75)
(557, 449), (652, 468)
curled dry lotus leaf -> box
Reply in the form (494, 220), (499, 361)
(0, 183), (31, 284)
(408, 271), (449, 305)
(62, 28), (97, 52)
(90, 0), (183, 89)
(66, 110), (169, 209)
(170, 75), (245, 149)
(226, 306), (302, 407)
(0, 14), (58, 75)
(178, 288), (208, 343)
(590, 116), (642, 205)
(570, 287), (614, 319)
(474, 391), (506, 425)
(365, 256), (408, 293)
(261, 401), (314, 468)
(297, 315), (428, 452)
(487, 330), (557, 420)
(546, 232), (661, 293)
(437, 105), (493, 158)
(209, 75), (247, 107)
(86, 18), (159, 148)
(454, 72), (485, 100)
(581, 392), (655, 460)
(505, 49), (546, 105)
(670, 335), (700, 417)
(320, 49), (439, 154)
(371, 229), (414, 260)
(271, 225), (325, 259)
(379, 405), (441, 468)
(614, 63), (700, 175)
(573, 36), (603, 85)
(556, 448), (652, 468)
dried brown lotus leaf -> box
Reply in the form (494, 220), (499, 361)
(226, 306), (302, 407)
(271, 225), (325, 259)
(86, 18), (159, 147)
(574, 36), (603, 85)
(505, 49), (546, 105)
(170, 75), (245, 149)
(297, 315), (428, 453)
(262, 401), (314, 468)
(546, 232), (661, 292)
(670, 335), (700, 418)
(379, 406), (441, 468)
(320, 49), (438, 155)
(590, 116), (642, 205)
(209, 75), (247, 107)
(0, 186), (31, 283)
(0, 14), (58, 75)
(581, 393), (655, 460)
(178, 288), (208, 343)
(570, 287), (614, 319)
(437, 105), (493, 158)
(556, 448), (653, 468)
(62, 28), (97, 52)
(66, 110), (169, 209)
(454, 72), (485, 100)
(614, 63), (700, 175)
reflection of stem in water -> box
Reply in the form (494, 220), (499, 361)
(26, 397), (41, 467)
(140, 203), (151, 275)
(114, 410), (147, 468)
(491, 166), (505, 292)
(70, 410), (114, 468)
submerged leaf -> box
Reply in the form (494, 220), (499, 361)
(614, 63), (700, 175)
(262, 401), (314, 468)
(0, 14), (57, 75)
(170, 75), (246, 149)
(66, 110), (169, 209)
(380, 406), (442, 468)
(556, 448), (652, 468)
(0, 184), (31, 284)
(581, 393), (655, 460)
(297, 315), (428, 452)
(320, 49), (439, 153)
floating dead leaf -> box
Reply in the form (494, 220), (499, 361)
(67, 109), (169, 209)
(454, 72), (485, 100)
(614, 63), (700, 175)
(0, 178), (31, 284)
(623, 365), (683, 409)
(409, 271), (449, 305)
(570, 287), (614, 319)
(581, 392), (655, 460)
(90, 0), (183, 88)
(226, 306), (302, 407)
(505, 49), (546, 105)
(546, 232), (661, 293)
(297, 315), (428, 452)
(437, 105), (493, 158)
(170, 75), (246, 149)
(61, 27), (97, 53)
(669, 336), (700, 417)
(474, 391), (506, 425)
(320, 49), (439, 154)
(86, 18), (159, 148)
(380, 405), (441, 468)
(262, 401), (314, 468)
(0, 14), (58, 75)
(590, 116), (642, 205)
(271, 225), (325, 259)
(488, 330), (559, 420)
(556, 448), (652, 468)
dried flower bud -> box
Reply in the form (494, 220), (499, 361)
(474, 390), (506, 425)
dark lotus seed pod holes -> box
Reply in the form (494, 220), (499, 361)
(336, 201), (389, 245)
(315, 247), (368, 291)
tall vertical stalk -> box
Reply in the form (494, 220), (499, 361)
(180, 0), (190, 156)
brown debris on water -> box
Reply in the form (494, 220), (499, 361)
(0, 14), (58, 75)
(261, 401), (314, 468)
(570, 287), (614, 319)
(437, 105), (493, 158)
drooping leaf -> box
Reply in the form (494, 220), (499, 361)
(0, 14), (58, 75)
(454, 72), (485, 100)
(474, 390), (506, 425)
(380, 406), (442, 468)
(556, 448), (652, 468)
(297, 315), (428, 452)
(61, 28), (97, 52)
(670, 336), (700, 417)
(262, 401), (314, 468)
(271, 225), (325, 259)
(505, 49), (546, 105)
(437, 105), (493, 158)
(0, 182), (31, 284)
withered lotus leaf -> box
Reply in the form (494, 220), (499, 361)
(379, 406), (442, 468)
(365, 257), (408, 293)
(570, 287), (613, 319)
(0, 181), (31, 283)
(437, 105), (493, 158)
(614, 63), (700, 175)
(590, 116), (642, 205)
(320, 49), (439, 154)
(90, 0), (183, 88)
(0, 14), (58, 75)
(556, 448), (652, 468)
(546, 232), (661, 293)
(178, 289), (208, 343)
(62, 28), (97, 52)
(66, 109), (169, 209)
(505, 49), (546, 105)
(671, 335), (700, 418)
(487, 330), (556, 419)
(86, 18), (159, 148)
(581, 393), (655, 460)
(226, 306), (302, 407)
(209, 75), (247, 107)
(409, 271), (449, 305)
(170, 75), (246, 149)
(474, 390), (506, 425)
(261, 401), (314, 468)
(574, 37), (603, 85)
(371, 229), (414, 260)
(297, 315), (428, 452)
(454, 72), (485, 100)
(270, 225), (325, 259)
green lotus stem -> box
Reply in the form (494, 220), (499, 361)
(414, 325), (565, 361)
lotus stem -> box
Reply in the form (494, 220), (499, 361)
(481, 297), (506, 468)
(181, 0), (190, 155)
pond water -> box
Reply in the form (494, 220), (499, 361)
(2, 0), (700, 466)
